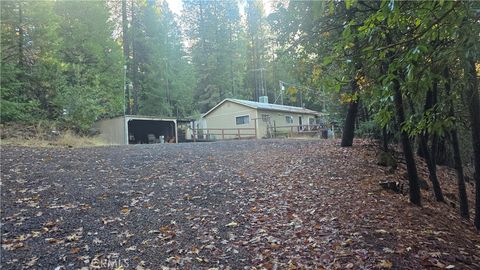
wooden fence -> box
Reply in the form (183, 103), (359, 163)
(267, 124), (330, 138)
(189, 122), (333, 142)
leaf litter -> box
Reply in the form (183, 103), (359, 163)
(1, 139), (479, 269)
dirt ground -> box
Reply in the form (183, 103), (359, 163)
(1, 139), (479, 269)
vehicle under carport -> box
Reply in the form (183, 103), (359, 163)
(95, 116), (177, 145)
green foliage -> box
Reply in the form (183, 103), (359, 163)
(2, 0), (476, 144)
(136, 1), (196, 118)
(0, 100), (43, 123)
(183, 0), (248, 112)
(1, 0), (123, 132)
(1, 0), (197, 132)
(267, 0), (478, 177)
(55, 86), (102, 133)
(355, 120), (378, 138)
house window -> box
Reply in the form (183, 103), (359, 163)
(285, 115), (294, 124)
(309, 118), (315, 125)
(236, 115), (249, 125)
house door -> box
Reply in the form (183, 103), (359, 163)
(298, 117), (303, 131)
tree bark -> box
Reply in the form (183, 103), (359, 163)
(451, 130), (470, 218)
(465, 59), (480, 230)
(382, 127), (389, 152)
(384, 31), (421, 205)
(393, 76), (421, 206)
(380, 60), (389, 152)
(444, 68), (469, 218)
(420, 134), (445, 202)
(420, 81), (445, 202)
(417, 85), (434, 158)
(341, 78), (359, 147)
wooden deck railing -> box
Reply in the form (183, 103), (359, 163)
(267, 124), (329, 138)
(192, 128), (257, 141)
(192, 119), (257, 141)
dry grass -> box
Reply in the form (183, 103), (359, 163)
(1, 130), (107, 148)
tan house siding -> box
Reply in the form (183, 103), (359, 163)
(256, 110), (317, 138)
(202, 101), (258, 139)
(202, 100), (320, 139)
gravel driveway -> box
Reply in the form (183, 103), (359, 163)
(2, 140), (480, 269)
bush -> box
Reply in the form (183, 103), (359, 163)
(356, 120), (382, 139)
(0, 100), (44, 123)
(55, 86), (102, 134)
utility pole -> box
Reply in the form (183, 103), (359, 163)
(123, 64), (128, 144)
(123, 65), (127, 116)
(163, 58), (169, 106)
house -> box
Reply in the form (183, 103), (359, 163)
(200, 98), (324, 139)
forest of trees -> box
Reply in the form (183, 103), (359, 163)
(1, 1), (479, 228)
(1, 0), (199, 131)
(1, 0), (306, 131)
(268, 0), (479, 229)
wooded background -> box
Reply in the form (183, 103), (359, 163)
(1, 0), (319, 132)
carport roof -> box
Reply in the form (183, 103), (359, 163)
(203, 98), (322, 117)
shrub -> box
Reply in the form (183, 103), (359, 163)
(356, 120), (382, 139)
(0, 100), (44, 123)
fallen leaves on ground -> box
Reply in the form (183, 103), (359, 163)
(1, 139), (479, 269)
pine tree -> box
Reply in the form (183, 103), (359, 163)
(183, 0), (245, 113)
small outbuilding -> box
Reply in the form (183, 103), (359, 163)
(95, 115), (177, 145)
(201, 98), (324, 139)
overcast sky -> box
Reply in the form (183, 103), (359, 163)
(165, 0), (274, 16)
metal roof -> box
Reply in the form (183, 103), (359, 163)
(203, 98), (322, 117)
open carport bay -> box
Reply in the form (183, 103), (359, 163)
(128, 119), (175, 144)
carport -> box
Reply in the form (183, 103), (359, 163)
(95, 116), (177, 145)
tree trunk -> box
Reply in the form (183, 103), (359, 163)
(416, 88), (434, 159)
(422, 81), (445, 202)
(444, 68), (469, 218)
(16, 2), (25, 103)
(380, 60), (389, 152)
(465, 59), (480, 230)
(121, 0), (131, 115)
(392, 70), (421, 205)
(229, 22), (235, 97)
(341, 9), (361, 147)
(341, 78), (359, 147)
(382, 127), (389, 152)
(451, 129), (470, 218)
(420, 134), (445, 202)
(18, 2), (24, 68)
(417, 136), (427, 158)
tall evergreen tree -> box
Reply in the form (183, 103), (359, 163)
(246, 0), (269, 102)
(183, 0), (246, 113)
(138, 0), (196, 118)
(1, 0), (123, 132)
(54, 0), (123, 131)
